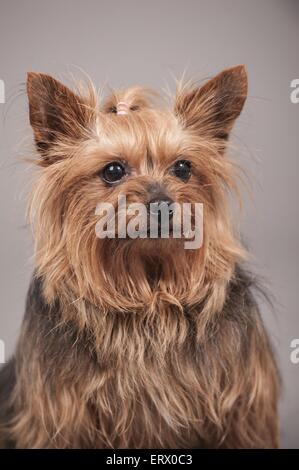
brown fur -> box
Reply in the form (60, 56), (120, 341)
(0, 66), (279, 448)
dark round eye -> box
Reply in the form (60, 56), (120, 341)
(172, 160), (191, 182)
(101, 162), (126, 184)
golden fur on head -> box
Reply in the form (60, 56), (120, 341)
(2, 66), (279, 449)
(28, 67), (246, 329)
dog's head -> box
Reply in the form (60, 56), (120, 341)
(27, 66), (247, 312)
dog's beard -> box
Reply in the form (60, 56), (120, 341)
(99, 236), (187, 280)
(94, 236), (196, 305)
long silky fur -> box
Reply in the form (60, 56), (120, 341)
(0, 67), (279, 448)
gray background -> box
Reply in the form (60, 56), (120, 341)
(0, 0), (298, 448)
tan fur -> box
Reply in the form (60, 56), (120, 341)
(3, 66), (279, 448)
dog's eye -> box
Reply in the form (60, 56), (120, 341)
(101, 162), (126, 184)
(172, 160), (191, 182)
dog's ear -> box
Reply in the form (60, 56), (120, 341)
(174, 65), (248, 142)
(27, 72), (90, 156)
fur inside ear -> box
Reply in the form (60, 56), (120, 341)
(27, 73), (90, 157)
(174, 65), (248, 141)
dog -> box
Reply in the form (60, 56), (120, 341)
(0, 65), (279, 448)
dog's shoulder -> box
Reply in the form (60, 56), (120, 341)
(0, 357), (16, 448)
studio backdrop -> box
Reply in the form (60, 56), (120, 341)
(0, 0), (298, 449)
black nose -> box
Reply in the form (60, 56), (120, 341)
(147, 197), (174, 219)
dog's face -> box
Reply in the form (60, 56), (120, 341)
(27, 67), (247, 309)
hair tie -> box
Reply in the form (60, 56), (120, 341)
(116, 101), (130, 115)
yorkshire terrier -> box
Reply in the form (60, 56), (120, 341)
(0, 65), (279, 448)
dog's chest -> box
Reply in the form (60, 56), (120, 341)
(91, 343), (202, 448)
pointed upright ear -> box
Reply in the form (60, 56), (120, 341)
(27, 72), (90, 156)
(174, 65), (248, 142)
